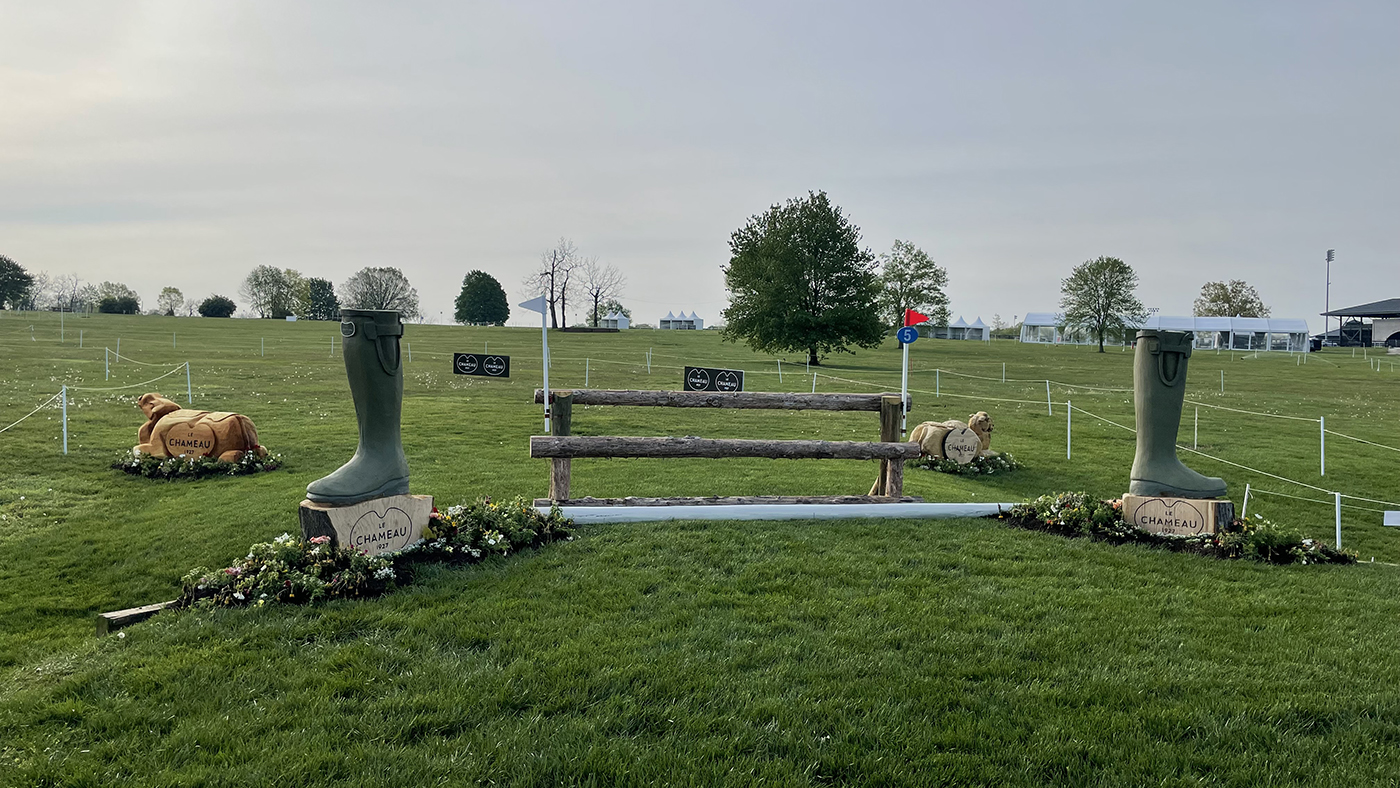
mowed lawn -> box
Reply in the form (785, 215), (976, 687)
(2, 311), (1400, 786)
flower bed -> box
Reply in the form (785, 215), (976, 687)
(1002, 492), (1355, 565)
(113, 450), (284, 480)
(915, 452), (1022, 477)
(177, 495), (574, 609)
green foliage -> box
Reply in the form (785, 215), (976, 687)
(98, 295), (140, 314)
(915, 451), (1022, 476)
(304, 277), (340, 321)
(240, 266), (305, 319)
(1007, 492), (1357, 565)
(156, 286), (183, 316)
(1195, 279), (1271, 318)
(600, 298), (630, 320)
(197, 294), (237, 318)
(878, 239), (950, 328)
(0, 254), (34, 309)
(721, 191), (884, 365)
(1059, 256), (1148, 352)
(177, 496), (573, 610)
(454, 270), (510, 325)
(112, 450), (284, 480)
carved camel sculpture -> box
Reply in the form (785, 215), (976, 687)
(134, 392), (268, 462)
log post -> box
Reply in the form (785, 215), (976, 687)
(871, 395), (903, 495)
(886, 459), (904, 497)
(550, 393), (572, 501)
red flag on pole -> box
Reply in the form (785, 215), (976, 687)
(904, 308), (930, 327)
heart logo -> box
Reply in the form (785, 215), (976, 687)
(1133, 498), (1207, 535)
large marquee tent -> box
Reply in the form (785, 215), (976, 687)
(1018, 313), (1310, 351)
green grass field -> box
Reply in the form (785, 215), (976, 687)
(2, 311), (1399, 786)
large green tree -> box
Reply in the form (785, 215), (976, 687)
(156, 287), (184, 316)
(1059, 256), (1148, 352)
(0, 255), (35, 310)
(304, 277), (340, 320)
(240, 266), (306, 318)
(878, 239), (950, 330)
(454, 270), (509, 325)
(1193, 279), (1270, 317)
(721, 191), (884, 366)
(198, 294), (237, 318)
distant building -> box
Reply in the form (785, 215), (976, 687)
(660, 311), (704, 330)
(921, 316), (988, 340)
(600, 311), (630, 330)
(1321, 298), (1400, 347)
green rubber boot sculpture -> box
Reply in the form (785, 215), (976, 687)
(306, 309), (410, 505)
(1129, 330), (1227, 499)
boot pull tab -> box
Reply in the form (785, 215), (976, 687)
(360, 319), (404, 376)
(1151, 333), (1192, 387)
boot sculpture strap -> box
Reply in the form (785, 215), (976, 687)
(1148, 332), (1192, 388)
(360, 319), (403, 376)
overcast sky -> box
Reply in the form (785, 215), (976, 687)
(2, 1), (1396, 331)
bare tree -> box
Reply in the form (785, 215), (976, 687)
(523, 238), (582, 329)
(338, 266), (421, 318)
(580, 258), (625, 327)
(182, 297), (200, 316)
(50, 273), (87, 312)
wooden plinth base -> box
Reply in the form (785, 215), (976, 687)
(299, 494), (434, 557)
(1122, 494), (1235, 536)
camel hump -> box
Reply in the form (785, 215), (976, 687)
(162, 409), (211, 424)
(203, 412), (238, 423)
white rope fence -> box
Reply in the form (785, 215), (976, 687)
(0, 391), (63, 435)
(1, 360), (191, 454)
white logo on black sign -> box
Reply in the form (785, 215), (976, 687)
(686, 368), (710, 389)
(484, 356), (507, 376)
(715, 371), (741, 391)
(455, 354), (478, 374)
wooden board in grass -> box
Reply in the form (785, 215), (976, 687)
(1122, 494), (1235, 536)
(299, 494), (434, 557)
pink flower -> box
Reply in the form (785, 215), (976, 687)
(223, 567), (241, 576)
(309, 536), (331, 545)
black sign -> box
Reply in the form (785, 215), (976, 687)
(453, 353), (510, 378)
(684, 365), (744, 392)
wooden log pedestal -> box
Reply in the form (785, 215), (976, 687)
(1122, 494), (1235, 536)
(298, 494), (434, 557)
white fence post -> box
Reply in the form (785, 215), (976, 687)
(186, 362), (193, 405)
(61, 386), (68, 455)
(406, 343), (412, 363)
(936, 369), (940, 397)
(1320, 417), (1326, 476)
(1220, 370), (1224, 394)
(1241, 483), (1250, 519)
(811, 373), (817, 393)
(1046, 380), (1053, 416)
(1066, 400), (1072, 459)
(777, 359), (782, 383)
(585, 358), (590, 387)
(105, 348), (110, 380)
(1194, 407), (1199, 449)
(1335, 492), (1342, 549)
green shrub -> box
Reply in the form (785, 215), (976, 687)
(113, 450), (283, 480)
(914, 452), (1022, 477)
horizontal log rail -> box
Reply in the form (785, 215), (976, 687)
(534, 389), (908, 412)
(531, 435), (921, 460)
(534, 495), (925, 507)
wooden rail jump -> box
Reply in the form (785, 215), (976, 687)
(529, 389), (917, 504)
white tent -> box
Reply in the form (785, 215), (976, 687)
(967, 317), (990, 341)
(1020, 313), (1310, 351)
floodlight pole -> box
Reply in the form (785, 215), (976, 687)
(1325, 249), (1334, 345)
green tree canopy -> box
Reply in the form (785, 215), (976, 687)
(339, 267), (420, 318)
(721, 191), (884, 366)
(454, 270), (510, 325)
(157, 287), (184, 316)
(0, 255), (34, 310)
(1059, 256), (1148, 352)
(198, 295), (237, 318)
(240, 266), (305, 318)
(1193, 279), (1271, 317)
(305, 277), (340, 320)
(878, 239), (950, 330)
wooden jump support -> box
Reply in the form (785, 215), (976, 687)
(530, 389), (915, 503)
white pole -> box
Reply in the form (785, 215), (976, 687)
(330, 335), (335, 357)
(1002, 362), (1005, 383)
(900, 341), (910, 435)
(1066, 399), (1071, 459)
(186, 362), (192, 405)
(1194, 407), (1198, 449)
(936, 369), (940, 397)
(811, 373), (817, 393)
(646, 352), (651, 374)
(406, 343), (411, 363)
(1220, 369), (1224, 394)
(1335, 491), (1342, 549)
(485, 341), (488, 354)
(60, 310), (64, 342)
(585, 358), (590, 387)
(1046, 380), (1053, 416)
(79, 329), (83, 348)
(105, 347), (109, 380)
(61, 386), (68, 455)
(1320, 416), (1325, 476)
(777, 359), (782, 383)
(173, 332), (176, 348)
(541, 306), (550, 433)
(116, 337), (119, 361)
(1241, 483), (1250, 519)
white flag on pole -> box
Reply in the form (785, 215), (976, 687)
(519, 294), (551, 431)
(519, 295), (547, 313)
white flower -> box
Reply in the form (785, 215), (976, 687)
(233, 592), (245, 600)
